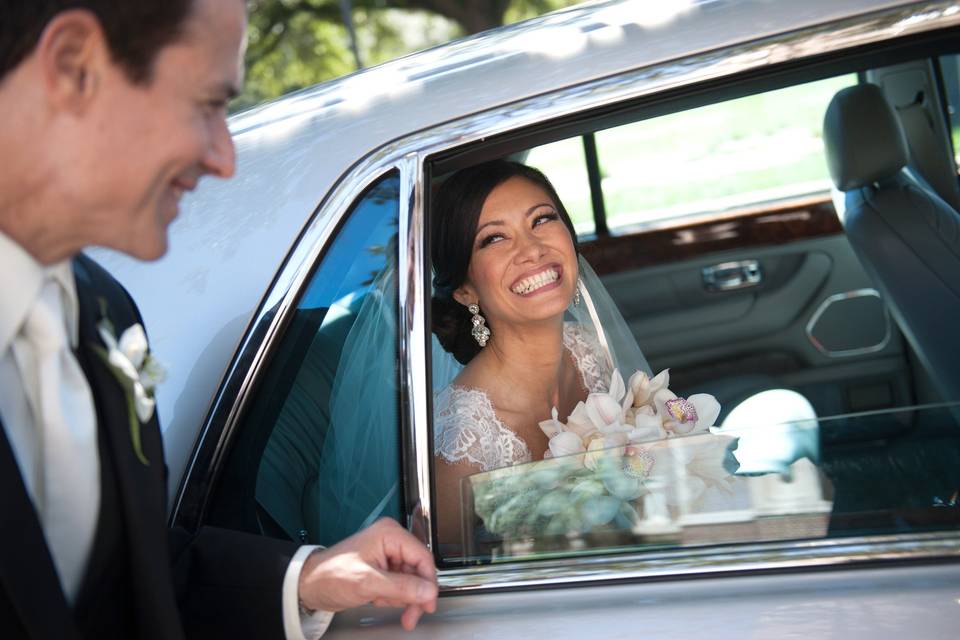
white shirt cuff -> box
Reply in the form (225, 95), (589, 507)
(282, 545), (335, 640)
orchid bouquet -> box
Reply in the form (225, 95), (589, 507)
(467, 369), (738, 543)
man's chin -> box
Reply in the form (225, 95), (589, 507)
(109, 232), (170, 262)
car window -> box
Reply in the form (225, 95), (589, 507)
(206, 172), (402, 547)
(456, 403), (960, 563)
(939, 53), (960, 172)
(526, 75), (856, 236)
(429, 64), (960, 566)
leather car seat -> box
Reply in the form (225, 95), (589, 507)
(823, 83), (960, 402)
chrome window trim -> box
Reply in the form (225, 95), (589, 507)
(806, 288), (892, 357)
(438, 531), (960, 591)
(398, 152), (434, 538)
(177, 0), (960, 585)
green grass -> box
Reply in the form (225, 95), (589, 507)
(526, 74), (857, 231)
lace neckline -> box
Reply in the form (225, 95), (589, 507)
(436, 324), (609, 471)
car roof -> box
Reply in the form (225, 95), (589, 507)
(90, 0), (920, 494)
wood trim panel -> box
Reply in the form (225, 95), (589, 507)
(580, 195), (843, 276)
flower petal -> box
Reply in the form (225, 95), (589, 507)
(539, 407), (563, 439)
(549, 431), (585, 458)
(583, 438), (606, 471)
(132, 381), (155, 423)
(653, 388), (677, 419)
(565, 402), (598, 439)
(586, 393), (623, 429)
(107, 349), (139, 386)
(689, 393), (721, 430)
(118, 324), (148, 371)
(629, 413), (664, 442)
(608, 369), (626, 403)
(139, 356), (167, 390)
(97, 325), (118, 351)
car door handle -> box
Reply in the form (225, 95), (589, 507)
(702, 260), (762, 292)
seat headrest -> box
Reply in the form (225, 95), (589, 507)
(823, 83), (909, 191)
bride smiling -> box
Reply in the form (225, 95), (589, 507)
(431, 160), (649, 544)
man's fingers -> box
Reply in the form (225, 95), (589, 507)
(401, 604), (424, 631)
(376, 519), (438, 584)
(369, 567), (438, 608)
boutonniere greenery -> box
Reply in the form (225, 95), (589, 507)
(91, 306), (166, 465)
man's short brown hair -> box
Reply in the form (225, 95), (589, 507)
(0, 0), (194, 84)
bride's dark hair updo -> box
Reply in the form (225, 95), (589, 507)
(431, 160), (579, 365)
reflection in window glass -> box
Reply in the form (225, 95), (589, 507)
(207, 172), (402, 548)
(447, 404), (960, 565)
(525, 137), (596, 235)
(596, 75), (856, 232)
(939, 54), (960, 170)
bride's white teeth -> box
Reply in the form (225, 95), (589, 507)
(511, 268), (559, 295)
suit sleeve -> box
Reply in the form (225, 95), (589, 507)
(169, 525), (300, 639)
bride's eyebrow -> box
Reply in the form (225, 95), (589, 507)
(475, 203), (555, 235)
(526, 202), (555, 216)
(476, 219), (505, 234)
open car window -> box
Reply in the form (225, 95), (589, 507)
(429, 62), (960, 567)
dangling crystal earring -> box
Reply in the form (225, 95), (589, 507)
(573, 278), (582, 307)
(468, 303), (490, 347)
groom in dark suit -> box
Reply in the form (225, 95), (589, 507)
(0, 1), (437, 639)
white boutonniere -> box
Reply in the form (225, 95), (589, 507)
(92, 313), (166, 465)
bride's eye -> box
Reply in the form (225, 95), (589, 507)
(533, 211), (559, 227)
(478, 232), (504, 248)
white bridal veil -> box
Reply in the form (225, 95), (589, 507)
(312, 253), (651, 539)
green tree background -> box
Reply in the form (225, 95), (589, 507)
(238, 0), (580, 111)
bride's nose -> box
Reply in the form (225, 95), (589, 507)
(514, 230), (547, 263)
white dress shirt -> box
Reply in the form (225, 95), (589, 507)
(0, 231), (332, 637)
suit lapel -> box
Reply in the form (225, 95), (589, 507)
(0, 416), (80, 639)
(72, 258), (184, 640)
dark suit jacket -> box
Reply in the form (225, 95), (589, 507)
(0, 254), (299, 639)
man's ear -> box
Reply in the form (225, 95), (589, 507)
(452, 285), (476, 309)
(37, 10), (107, 113)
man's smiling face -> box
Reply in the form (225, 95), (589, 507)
(67, 0), (246, 260)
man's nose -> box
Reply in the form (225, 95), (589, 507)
(203, 116), (237, 179)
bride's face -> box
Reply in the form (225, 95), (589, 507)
(454, 176), (578, 331)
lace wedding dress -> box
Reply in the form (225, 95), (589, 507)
(434, 324), (612, 472)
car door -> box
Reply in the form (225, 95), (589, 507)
(170, 2), (960, 638)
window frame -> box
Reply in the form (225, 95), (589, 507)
(174, 0), (960, 593)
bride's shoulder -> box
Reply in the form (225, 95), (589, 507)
(433, 384), (530, 471)
(434, 384), (497, 437)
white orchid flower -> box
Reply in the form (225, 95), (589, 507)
(628, 410), (665, 443)
(684, 433), (737, 488)
(583, 437), (607, 471)
(538, 407), (565, 439)
(548, 430), (586, 459)
(94, 320), (167, 466)
(98, 323), (163, 423)
(629, 369), (670, 407)
(565, 401), (600, 440)
(654, 389), (720, 436)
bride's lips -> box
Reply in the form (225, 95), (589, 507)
(510, 264), (563, 297)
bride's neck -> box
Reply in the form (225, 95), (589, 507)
(482, 317), (568, 406)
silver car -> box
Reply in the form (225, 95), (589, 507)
(96, 0), (960, 636)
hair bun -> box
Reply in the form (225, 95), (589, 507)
(432, 295), (481, 366)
